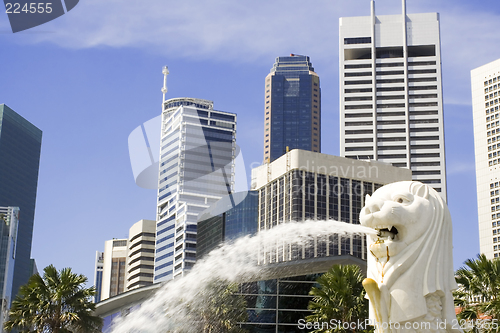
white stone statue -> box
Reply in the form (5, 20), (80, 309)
(359, 181), (461, 333)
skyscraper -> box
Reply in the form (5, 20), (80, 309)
(264, 55), (321, 163)
(155, 97), (236, 282)
(471, 58), (500, 259)
(339, 1), (447, 200)
(0, 104), (42, 300)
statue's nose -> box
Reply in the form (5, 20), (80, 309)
(363, 198), (384, 214)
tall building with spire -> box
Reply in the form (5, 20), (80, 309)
(264, 55), (321, 163)
(339, 1), (447, 201)
(154, 98), (236, 282)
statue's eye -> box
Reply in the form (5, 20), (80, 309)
(394, 195), (409, 204)
(392, 193), (413, 205)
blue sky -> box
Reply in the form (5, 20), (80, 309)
(0, 0), (497, 284)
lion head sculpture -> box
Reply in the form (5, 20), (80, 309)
(360, 181), (459, 332)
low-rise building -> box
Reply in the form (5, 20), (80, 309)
(96, 219), (156, 301)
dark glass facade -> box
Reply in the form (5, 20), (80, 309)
(95, 270), (103, 303)
(238, 275), (320, 333)
(0, 104), (42, 301)
(196, 191), (258, 259)
(196, 215), (224, 259)
(264, 56), (321, 163)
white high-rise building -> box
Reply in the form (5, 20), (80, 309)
(101, 239), (128, 300)
(0, 206), (19, 330)
(471, 58), (500, 259)
(126, 219), (155, 290)
(154, 97), (236, 282)
(339, 0), (447, 200)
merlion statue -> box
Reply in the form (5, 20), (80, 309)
(359, 181), (461, 333)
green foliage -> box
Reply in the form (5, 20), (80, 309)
(454, 254), (500, 332)
(306, 265), (371, 333)
(4, 265), (103, 333)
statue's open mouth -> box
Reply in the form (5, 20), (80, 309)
(375, 226), (398, 240)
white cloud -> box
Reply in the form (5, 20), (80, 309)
(446, 161), (476, 176)
(28, 0), (344, 61)
(10, 0), (500, 104)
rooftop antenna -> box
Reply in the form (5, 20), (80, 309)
(162, 66), (169, 103)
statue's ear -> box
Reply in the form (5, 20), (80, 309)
(411, 182), (429, 199)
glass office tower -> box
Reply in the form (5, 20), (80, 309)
(155, 98), (236, 282)
(0, 104), (42, 301)
(264, 55), (321, 163)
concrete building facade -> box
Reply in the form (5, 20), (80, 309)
(471, 58), (500, 259)
(101, 239), (128, 300)
(339, 1), (447, 201)
(96, 220), (156, 302)
(155, 97), (236, 282)
(251, 149), (412, 264)
(126, 219), (155, 291)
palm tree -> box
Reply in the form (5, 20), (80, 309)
(4, 265), (102, 333)
(306, 265), (370, 333)
(454, 254), (500, 332)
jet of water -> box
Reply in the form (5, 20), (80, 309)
(109, 220), (376, 333)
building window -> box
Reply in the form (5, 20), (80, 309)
(340, 178), (350, 223)
(344, 37), (371, 44)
